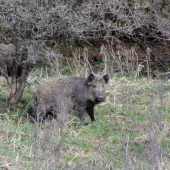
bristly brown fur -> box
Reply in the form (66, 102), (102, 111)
(35, 73), (109, 125)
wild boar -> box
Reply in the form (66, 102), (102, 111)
(34, 73), (109, 125)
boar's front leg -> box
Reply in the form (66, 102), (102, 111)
(86, 106), (96, 122)
(78, 113), (86, 125)
(74, 106), (87, 125)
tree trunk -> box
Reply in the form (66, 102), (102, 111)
(10, 60), (17, 102)
(15, 63), (31, 102)
(9, 63), (33, 102)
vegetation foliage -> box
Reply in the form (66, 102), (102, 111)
(0, 0), (170, 169)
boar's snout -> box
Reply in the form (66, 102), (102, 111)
(98, 96), (104, 102)
(94, 95), (106, 102)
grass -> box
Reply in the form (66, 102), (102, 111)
(0, 75), (170, 169)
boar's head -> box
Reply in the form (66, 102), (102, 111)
(86, 73), (109, 103)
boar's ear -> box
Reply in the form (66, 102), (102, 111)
(86, 73), (95, 85)
(103, 74), (109, 84)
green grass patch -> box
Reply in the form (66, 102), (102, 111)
(0, 76), (170, 169)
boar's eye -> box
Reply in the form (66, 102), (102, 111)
(93, 85), (97, 88)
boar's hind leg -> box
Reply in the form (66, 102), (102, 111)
(33, 98), (44, 123)
(86, 106), (96, 122)
(36, 106), (47, 123)
(33, 98), (43, 123)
